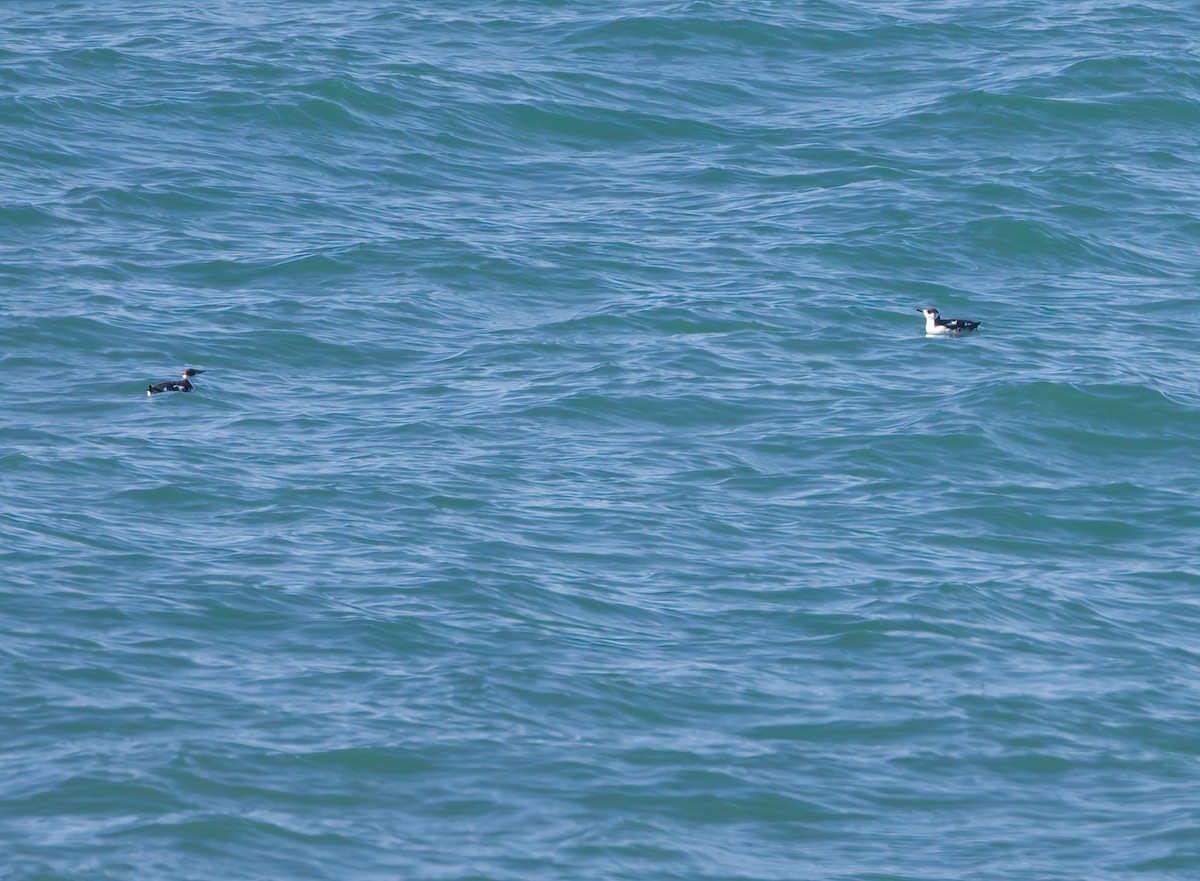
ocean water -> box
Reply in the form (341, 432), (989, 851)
(3, 2), (1200, 878)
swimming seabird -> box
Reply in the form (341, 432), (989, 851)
(917, 307), (980, 335)
(147, 368), (205, 395)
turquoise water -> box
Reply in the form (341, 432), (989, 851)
(3, 2), (1200, 878)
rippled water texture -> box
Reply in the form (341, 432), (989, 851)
(3, 2), (1200, 879)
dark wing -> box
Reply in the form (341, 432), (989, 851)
(148, 379), (186, 393)
(944, 319), (980, 331)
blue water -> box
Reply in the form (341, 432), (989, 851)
(4, 2), (1200, 879)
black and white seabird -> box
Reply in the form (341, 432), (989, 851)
(147, 368), (205, 395)
(917, 307), (980, 335)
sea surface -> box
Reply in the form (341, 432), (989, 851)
(3, 2), (1200, 879)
